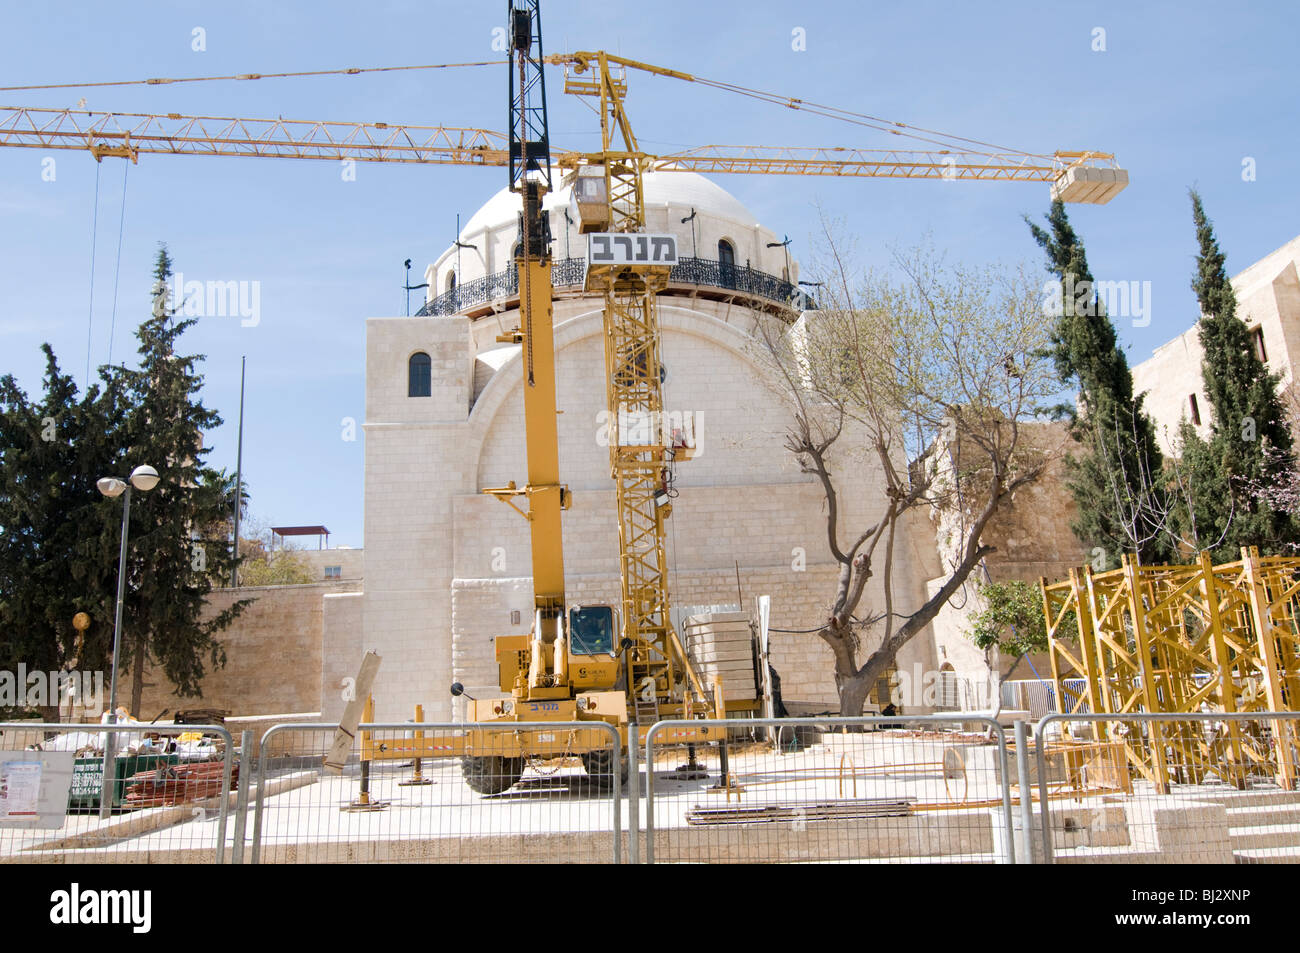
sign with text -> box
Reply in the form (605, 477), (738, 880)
(587, 232), (678, 266)
(0, 750), (73, 828)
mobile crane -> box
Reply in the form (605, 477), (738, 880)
(0, 0), (1127, 792)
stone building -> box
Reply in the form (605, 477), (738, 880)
(1133, 233), (1300, 456)
(349, 170), (938, 722)
(139, 171), (1094, 724)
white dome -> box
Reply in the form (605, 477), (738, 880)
(425, 167), (796, 303)
(455, 169), (759, 242)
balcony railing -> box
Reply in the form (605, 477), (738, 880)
(416, 255), (805, 316)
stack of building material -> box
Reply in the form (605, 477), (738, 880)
(687, 799), (913, 825)
(123, 760), (235, 808)
(683, 610), (756, 701)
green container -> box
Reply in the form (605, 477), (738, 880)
(69, 753), (178, 811)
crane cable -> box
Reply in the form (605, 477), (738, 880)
(83, 161), (100, 388)
(2, 55), (1046, 160)
(673, 73), (1042, 158)
(106, 160), (129, 367)
(0, 60), (505, 93)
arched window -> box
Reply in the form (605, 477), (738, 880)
(446, 270), (457, 293)
(408, 352), (432, 397)
(717, 239), (736, 288)
(937, 663), (960, 711)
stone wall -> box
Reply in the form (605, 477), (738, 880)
(134, 581), (359, 720)
(923, 421), (1088, 702)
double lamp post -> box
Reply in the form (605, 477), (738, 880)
(94, 463), (159, 818)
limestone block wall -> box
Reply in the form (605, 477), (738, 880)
(1132, 235), (1300, 457)
(298, 548), (365, 582)
(135, 581), (359, 719)
(449, 565), (867, 712)
(923, 421), (1087, 704)
(320, 591), (363, 721)
(363, 315), (476, 721)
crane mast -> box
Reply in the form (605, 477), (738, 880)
(482, 0), (573, 691)
(564, 52), (701, 720)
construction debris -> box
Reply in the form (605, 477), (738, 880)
(686, 798), (912, 826)
(122, 760), (235, 808)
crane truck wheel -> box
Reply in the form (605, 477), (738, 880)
(580, 749), (629, 790)
(461, 755), (525, 795)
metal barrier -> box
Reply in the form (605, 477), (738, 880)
(249, 720), (623, 864)
(644, 715), (1017, 864)
(0, 721), (234, 864)
(1033, 712), (1300, 864)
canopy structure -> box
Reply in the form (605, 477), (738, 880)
(271, 525), (330, 550)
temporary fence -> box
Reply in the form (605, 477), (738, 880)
(7, 712), (1300, 864)
(0, 721), (234, 864)
(1033, 712), (1300, 864)
(644, 715), (1016, 864)
(249, 720), (623, 864)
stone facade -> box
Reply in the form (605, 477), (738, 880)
(140, 172), (1078, 721)
(1133, 233), (1300, 456)
(135, 581), (360, 719)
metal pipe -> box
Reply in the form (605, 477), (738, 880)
(99, 483), (131, 820)
(230, 729), (253, 864)
(231, 355), (245, 587)
(1014, 719), (1033, 864)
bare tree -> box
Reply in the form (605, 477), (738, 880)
(752, 229), (1061, 715)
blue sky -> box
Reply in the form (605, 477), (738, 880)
(1, 1), (1297, 548)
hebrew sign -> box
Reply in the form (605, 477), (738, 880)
(587, 232), (678, 266)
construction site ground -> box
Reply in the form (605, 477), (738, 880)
(3, 731), (1298, 863)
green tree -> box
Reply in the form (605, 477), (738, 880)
(0, 349), (128, 717)
(0, 245), (248, 719)
(1027, 201), (1172, 566)
(967, 579), (1051, 714)
(1172, 191), (1296, 558)
(111, 246), (248, 712)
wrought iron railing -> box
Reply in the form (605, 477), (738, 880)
(416, 255), (803, 316)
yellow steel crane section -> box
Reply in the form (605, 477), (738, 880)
(0, 97), (1125, 203)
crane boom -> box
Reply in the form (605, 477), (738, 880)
(0, 105), (1124, 201)
(0, 104), (508, 165)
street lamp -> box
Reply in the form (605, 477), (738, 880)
(95, 463), (159, 818)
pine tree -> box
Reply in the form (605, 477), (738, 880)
(0, 245), (247, 719)
(112, 245), (248, 713)
(0, 344), (142, 716)
(1175, 191), (1296, 558)
(1027, 201), (1172, 566)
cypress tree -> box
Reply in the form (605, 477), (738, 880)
(1027, 201), (1172, 566)
(1176, 191), (1296, 558)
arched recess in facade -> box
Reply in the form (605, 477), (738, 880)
(463, 303), (785, 492)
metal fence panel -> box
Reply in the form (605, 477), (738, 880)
(1034, 712), (1300, 864)
(0, 721), (234, 864)
(250, 720), (622, 864)
(644, 715), (1016, 864)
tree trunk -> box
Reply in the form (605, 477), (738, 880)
(130, 637), (146, 719)
(838, 671), (875, 717)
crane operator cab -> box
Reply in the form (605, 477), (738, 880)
(565, 605), (623, 691)
(479, 603), (624, 704)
